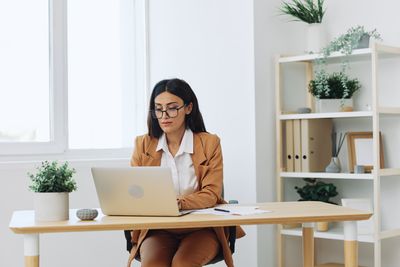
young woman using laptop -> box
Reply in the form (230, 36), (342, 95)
(126, 78), (245, 267)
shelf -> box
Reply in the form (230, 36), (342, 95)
(378, 168), (400, 177)
(279, 111), (372, 120)
(379, 107), (400, 115)
(315, 264), (366, 267)
(380, 228), (400, 240)
(278, 48), (372, 64)
(281, 225), (374, 243)
(278, 43), (400, 64)
(375, 43), (400, 56)
(281, 172), (373, 180)
(276, 42), (400, 267)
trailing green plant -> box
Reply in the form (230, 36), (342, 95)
(309, 71), (361, 99)
(280, 0), (325, 24)
(28, 161), (77, 193)
(321, 25), (382, 58)
(295, 178), (338, 204)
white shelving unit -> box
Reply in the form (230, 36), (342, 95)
(275, 42), (400, 267)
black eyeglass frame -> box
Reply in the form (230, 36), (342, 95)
(150, 104), (186, 119)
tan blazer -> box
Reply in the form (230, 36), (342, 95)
(126, 132), (245, 267)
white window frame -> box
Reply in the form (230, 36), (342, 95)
(0, 0), (149, 160)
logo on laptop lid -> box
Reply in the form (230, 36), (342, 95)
(128, 185), (144, 198)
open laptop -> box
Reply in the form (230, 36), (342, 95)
(91, 167), (192, 217)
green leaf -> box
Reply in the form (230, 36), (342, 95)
(280, 0), (325, 24)
(28, 161), (77, 193)
(295, 178), (338, 204)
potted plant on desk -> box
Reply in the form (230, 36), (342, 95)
(309, 71), (361, 113)
(28, 161), (77, 221)
(295, 178), (338, 231)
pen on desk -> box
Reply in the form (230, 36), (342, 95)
(214, 208), (230, 213)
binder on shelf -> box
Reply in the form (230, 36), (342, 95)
(285, 120), (294, 172)
(300, 119), (333, 172)
(293, 119), (302, 172)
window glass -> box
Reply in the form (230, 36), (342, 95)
(0, 0), (50, 142)
(67, 0), (136, 149)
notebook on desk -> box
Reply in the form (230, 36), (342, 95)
(91, 167), (192, 217)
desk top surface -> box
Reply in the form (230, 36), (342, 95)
(9, 201), (372, 234)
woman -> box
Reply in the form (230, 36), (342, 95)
(127, 78), (245, 267)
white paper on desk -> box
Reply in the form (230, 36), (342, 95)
(190, 205), (272, 216)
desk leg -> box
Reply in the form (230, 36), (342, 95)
(302, 222), (314, 267)
(344, 221), (358, 267)
(24, 234), (39, 267)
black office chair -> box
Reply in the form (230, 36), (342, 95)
(123, 199), (238, 265)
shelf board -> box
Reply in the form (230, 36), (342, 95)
(278, 48), (372, 64)
(281, 172), (373, 180)
(281, 225), (374, 243)
(316, 264), (366, 267)
(379, 107), (400, 115)
(279, 111), (372, 120)
(380, 228), (400, 240)
(375, 43), (400, 56)
(278, 43), (400, 64)
(379, 168), (400, 177)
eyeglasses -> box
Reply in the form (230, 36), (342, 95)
(150, 104), (186, 119)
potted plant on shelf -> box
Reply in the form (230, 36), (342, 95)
(309, 71), (361, 112)
(295, 178), (338, 231)
(28, 161), (77, 221)
(280, 0), (326, 52)
(322, 25), (382, 59)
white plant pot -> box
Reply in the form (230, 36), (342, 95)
(34, 192), (69, 221)
(316, 98), (353, 113)
(307, 23), (327, 53)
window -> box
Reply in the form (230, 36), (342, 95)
(68, 0), (141, 149)
(0, 0), (148, 156)
(0, 0), (50, 143)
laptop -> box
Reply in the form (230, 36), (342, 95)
(91, 167), (192, 216)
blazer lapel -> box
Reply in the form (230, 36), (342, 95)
(142, 137), (162, 166)
(191, 133), (207, 166)
(191, 134), (209, 181)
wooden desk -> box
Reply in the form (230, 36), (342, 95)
(9, 201), (371, 267)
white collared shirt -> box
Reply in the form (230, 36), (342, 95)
(156, 129), (199, 196)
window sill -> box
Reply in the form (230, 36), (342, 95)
(0, 148), (133, 170)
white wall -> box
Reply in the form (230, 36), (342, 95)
(1, 1), (259, 267)
(148, 0), (257, 266)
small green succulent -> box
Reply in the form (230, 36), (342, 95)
(28, 161), (77, 193)
(295, 178), (338, 204)
(280, 0), (325, 24)
(309, 71), (361, 99)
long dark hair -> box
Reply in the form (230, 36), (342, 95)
(147, 78), (207, 138)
